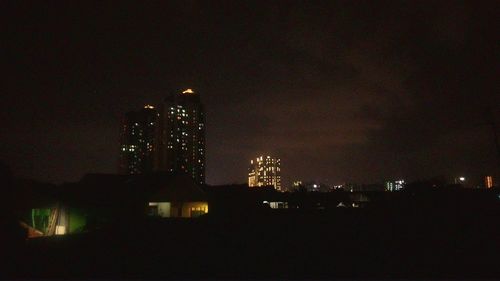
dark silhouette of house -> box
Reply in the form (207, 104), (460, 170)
(18, 172), (209, 237)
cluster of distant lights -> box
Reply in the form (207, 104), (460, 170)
(249, 155), (282, 190)
(138, 89), (497, 192)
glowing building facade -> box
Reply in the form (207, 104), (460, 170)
(485, 176), (494, 188)
(248, 156), (282, 191)
(385, 179), (405, 191)
(119, 105), (158, 174)
(155, 89), (206, 185)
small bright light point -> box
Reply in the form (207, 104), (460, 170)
(459, 177), (465, 181)
(182, 89), (194, 94)
(144, 104), (155, 109)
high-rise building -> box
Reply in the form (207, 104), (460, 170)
(485, 176), (494, 188)
(119, 105), (159, 174)
(385, 179), (405, 191)
(248, 156), (281, 191)
(155, 89), (206, 185)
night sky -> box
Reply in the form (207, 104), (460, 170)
(2, 1), (499, 186)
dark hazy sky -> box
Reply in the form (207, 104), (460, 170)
(2, 0), (499, 186)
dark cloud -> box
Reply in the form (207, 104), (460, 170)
(2, 1), (498, 186)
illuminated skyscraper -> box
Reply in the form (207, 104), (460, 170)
(119, 105), (158, 174)
(155, 89), (206, 185)
(485, 176), (494, 188)
(385, 179), (405, 191)
(248, 156), (281, 191)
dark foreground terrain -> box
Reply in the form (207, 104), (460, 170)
(3, 204), (500, 279)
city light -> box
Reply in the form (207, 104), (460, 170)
(6, 3), (499, 278)
(385, 179), (405, 191)
(248, 155), (282, 191)
(485, 176), (494, 188)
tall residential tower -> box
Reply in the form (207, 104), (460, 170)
(155, 89), (206, 185)
(119, 105), (159, 174)
(248, 156), (282, 191)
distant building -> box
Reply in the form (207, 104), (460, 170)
(332, 184), (345, 190)
(306, 182), (332, 192)
(291, 180), (303, 191)
(454, 176), (466, 185)
(155, 89), (206, 185)
(293, 181), (332, 192)
(332, 183), (356, 191)
(119, 105), (158, 174)
(485, 176), (494, 188)
(385, 180), (405, 191)
(248, 156), (282, 191)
